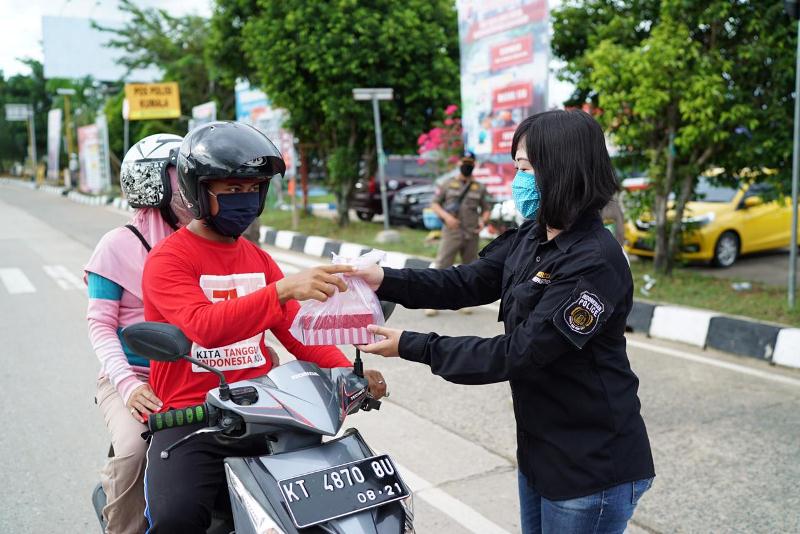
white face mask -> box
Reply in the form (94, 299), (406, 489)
(167, 166), (195, 226)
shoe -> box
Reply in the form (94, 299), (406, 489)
(458, 308), (473, 315)
(424, 309), (438, 317)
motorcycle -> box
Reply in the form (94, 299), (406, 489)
(92, 302), (414, 534)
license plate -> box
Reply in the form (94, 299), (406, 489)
(278, 454), (410, 528)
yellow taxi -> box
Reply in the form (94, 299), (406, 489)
(624, 176), (798, 267)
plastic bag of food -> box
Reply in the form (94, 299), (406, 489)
(290, 250), (385, 345)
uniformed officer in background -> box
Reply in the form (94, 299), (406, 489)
(427, 151), (492, 316)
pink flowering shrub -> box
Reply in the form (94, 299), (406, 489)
(417, 104), (464, 175)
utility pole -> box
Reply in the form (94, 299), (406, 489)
(353, 87), (400, 243)
(57, 88), (76, 160)
(786, 1), (800, 308)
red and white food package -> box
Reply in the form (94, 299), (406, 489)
(290, 250), (386, 346)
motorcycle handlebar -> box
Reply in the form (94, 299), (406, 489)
(148, 404), (209, 433)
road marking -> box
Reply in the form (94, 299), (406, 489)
(396, 462), (512, 534)
(627, 339), (800, 388)
(0, 268), (36, 294)
(43, 265), (85, 290)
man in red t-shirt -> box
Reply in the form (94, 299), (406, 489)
(140, 122), (387, 532)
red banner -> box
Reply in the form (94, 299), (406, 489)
(491, 36), (534, 72)
(492, 83), (533, 111)
(465, 1), (547, 43)
(491, 127), (517, 156)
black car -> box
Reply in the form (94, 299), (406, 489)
(350, 156), (435, 221)
(389, 183), (437, 228)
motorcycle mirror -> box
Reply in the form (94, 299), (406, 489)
(121, 322), (192, 363)
(380, 301), (396, 321)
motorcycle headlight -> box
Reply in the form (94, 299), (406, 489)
(407, 196), (418, 204)
(225, 465), (286, 534)
(683, 212), (715, 228)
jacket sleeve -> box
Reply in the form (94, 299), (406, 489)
(396, 263), (623, 385)
(142, 251), (290, 349)
(376, 230), (515, 310)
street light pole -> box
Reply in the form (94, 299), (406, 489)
(353, 87), (400, 243)
(787, 2), (800, 309)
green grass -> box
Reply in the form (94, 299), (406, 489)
(260, 209), (491, 259)
(629, 259), (800, 327)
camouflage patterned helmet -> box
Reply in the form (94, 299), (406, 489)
(120, 133), (183, 208)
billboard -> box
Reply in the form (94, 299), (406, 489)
(46, 108), (62, 181)
(457, 0), (550, 199)
(124, 83), (181, 120)
(235, 80), (296, 177)
(189, 101), (217, 131)
(78, 116), (112, 194)
(42, 16), (161, 82)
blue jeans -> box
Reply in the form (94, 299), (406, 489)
(518, 471), (653, 534)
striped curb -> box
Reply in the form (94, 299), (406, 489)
(259, 225), (800, 371)
(773, 329), (800, 368)
(7, 180), (799, 373)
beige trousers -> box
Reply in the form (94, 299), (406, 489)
(96, 376), (149, 534)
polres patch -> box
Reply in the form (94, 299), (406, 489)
(552, 282), (613, 350)
(564, 291), (604, 335)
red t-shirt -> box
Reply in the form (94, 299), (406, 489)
(142, 227), (351, 409)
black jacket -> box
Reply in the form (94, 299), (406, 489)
(377, 213), (655, 500)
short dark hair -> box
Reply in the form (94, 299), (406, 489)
(510, 109), (618, 230)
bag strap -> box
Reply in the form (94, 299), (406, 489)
(450, 181), (473, 213)
(124, 224), (152, 253)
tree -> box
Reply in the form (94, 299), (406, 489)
(552, 0), (797, 273)
(0, 60), (51, 171)
(94, 0), (238, 151)
(235, 0), (461, 225)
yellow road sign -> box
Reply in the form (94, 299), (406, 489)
(124, 82), (181, 120)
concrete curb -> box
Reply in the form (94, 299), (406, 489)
(260, 225), (800, 371)
(6, 178), (797, 372)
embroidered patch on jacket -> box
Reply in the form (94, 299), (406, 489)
(532, 271), (551, 285)
(563, 291), (604, 335)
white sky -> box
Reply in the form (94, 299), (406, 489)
(0, 0), (211, 77)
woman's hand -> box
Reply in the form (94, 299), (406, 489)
(350, 264), (384, 291)
(275, 265), (354, 303)
(363, 369), (388, 399)
(356, 325), (403, 357)
(127, 384), (163, 422)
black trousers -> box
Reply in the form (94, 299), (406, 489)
(144, 423), (269, 533)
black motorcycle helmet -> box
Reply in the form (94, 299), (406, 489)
(177, 121), (286, 219)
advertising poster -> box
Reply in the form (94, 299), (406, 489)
(46, 108), (62, 182)
(77, 124), (102, 193)
(189, 101), (217, 132)
(456, 0), (550, 199)
(235, 80), (296, 177)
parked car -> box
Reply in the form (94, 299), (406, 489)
(349, 156), (435, 221)
(389, 183), (437, 228)
(625, 176), (799, 267)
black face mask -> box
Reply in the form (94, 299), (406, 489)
(207, 191), (261, 237)
(460, 164), (474, 177)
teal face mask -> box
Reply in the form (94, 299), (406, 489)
(511, 170), (540, 219)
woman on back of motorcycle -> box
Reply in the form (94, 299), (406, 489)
(354, 109), (655, 534)
(84, 133), (192, 534)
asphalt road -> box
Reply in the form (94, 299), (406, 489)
(1, 181), (798, 533)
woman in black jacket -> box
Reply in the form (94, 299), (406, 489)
(355, 109), (655, 534)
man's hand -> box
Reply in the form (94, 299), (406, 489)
(444, 214), (460, 230)
(350, 264), (384, 291)
(127, 384), (163, 422)
(276, 265), (354, 303)
(356, 325), (403, 358)
(363, 369), (388, 399)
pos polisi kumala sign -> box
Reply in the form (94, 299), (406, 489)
(124, 82), (181, 120)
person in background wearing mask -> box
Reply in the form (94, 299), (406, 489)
(84, 133), (190, 534)
(353, 110), (655, 534)
(140, 122), (387, 532)
(427, 151), (492, 316)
